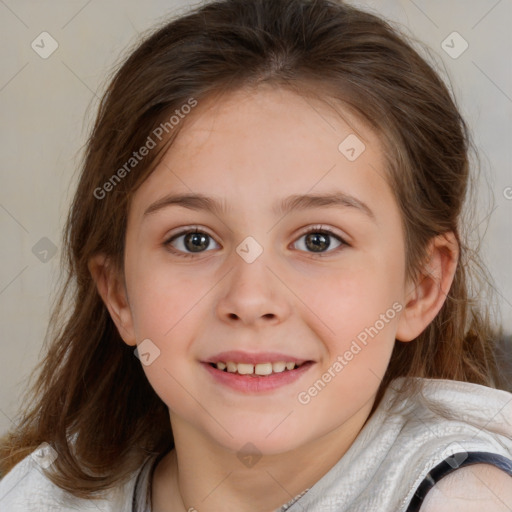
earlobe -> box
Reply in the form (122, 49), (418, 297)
(395, 232), (459, 342)
(88, 254), (137, 346)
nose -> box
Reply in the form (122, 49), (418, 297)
(215, 252), (292, 326)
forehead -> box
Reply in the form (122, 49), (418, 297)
(130, 85), (394, 221)
(170, 85), (379, 161)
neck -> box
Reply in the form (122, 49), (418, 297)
(152, 397), (376, 512)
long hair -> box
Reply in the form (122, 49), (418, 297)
(0, 0), (507, 498)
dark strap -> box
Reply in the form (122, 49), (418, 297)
(405, 451), (512, 512)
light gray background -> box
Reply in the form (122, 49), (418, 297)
(0, 0), (511, 436)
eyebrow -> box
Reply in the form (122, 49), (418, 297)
(143, 191), (375, 221)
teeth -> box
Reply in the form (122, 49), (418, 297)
(272, 362), (286, 373)
(237, 363), (254, 375)
(214, 361), (301, 375)
(255, 363), (273, 375)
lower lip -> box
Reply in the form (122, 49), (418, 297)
(201, 361), (315, 393)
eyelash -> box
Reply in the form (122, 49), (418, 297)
(163, 224), (348, 259)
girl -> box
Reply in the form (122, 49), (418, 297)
(1, 0), (511, 510)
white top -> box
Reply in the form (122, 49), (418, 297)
(1, 377), (512, 512)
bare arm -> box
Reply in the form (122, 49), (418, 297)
(419, 464), (512, 512)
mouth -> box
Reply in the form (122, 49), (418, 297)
(201, 358), (315, 393)
(207, 360), (311, 376)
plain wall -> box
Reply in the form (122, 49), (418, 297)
(1, 0), (511, 436)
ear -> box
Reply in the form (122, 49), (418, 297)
(88, 254), (137, 346)
(396, 232), (459, 342)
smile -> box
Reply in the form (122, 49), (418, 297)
(202, 360), (315, 393)
(210, 361), (306, 376)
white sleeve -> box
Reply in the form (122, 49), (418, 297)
(0, 449), (119, 512)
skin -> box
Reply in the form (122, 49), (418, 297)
(90, 85), (458, 512)
(420, 464), (512, 511)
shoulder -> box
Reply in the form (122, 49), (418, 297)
(419, 463), (512, 512)
(0, 446), (136, 511)
(0, 451), (60, 511)
(385, 378), (512, 448)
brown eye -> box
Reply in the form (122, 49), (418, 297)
(292, 227), (346, 254)
(183, 232), (210, 252)
(164, 229), (220, 257)
(304, 232), (330, 252)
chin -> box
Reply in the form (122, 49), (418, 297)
(203, 421), (311, 458)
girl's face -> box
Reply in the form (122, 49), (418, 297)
(121, 85), (411, 454)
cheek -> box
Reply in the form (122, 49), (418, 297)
(128, 260), (207, 338)
(291, 253), (403, 392)
(294, 257), (403, 339)
(126, 264), (212, 403)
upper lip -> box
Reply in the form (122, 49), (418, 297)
(204, 350), (313, 365)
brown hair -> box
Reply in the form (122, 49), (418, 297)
(1, 0), (508, 499)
